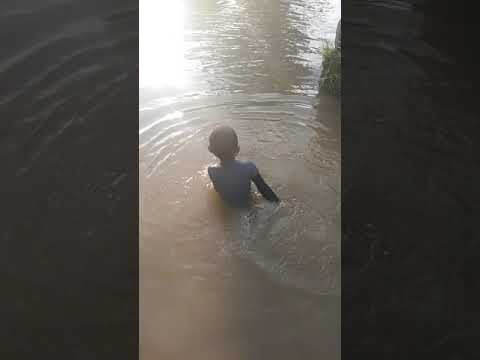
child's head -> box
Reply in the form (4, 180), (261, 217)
(208, 125), (239, 161)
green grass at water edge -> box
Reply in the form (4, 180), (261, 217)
(319, 44), (341, 97)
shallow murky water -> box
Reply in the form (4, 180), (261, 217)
(140, 0), (341, 359)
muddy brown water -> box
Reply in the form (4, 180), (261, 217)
(140, 0), (340, 359)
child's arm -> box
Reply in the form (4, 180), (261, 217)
(252, 173), (280, 202)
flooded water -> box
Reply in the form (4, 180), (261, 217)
(140, 0), (341, 359)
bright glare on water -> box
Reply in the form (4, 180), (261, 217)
(140, 1), (187, 89)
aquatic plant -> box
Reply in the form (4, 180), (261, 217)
(319, 42), (341, 97)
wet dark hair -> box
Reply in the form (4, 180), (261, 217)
(208, 125), (239, 160)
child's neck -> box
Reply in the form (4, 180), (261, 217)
(220, 157), (235, 166)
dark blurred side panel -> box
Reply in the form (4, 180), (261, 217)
(342, 0), (480, 358)
(1, 1), (138, 358)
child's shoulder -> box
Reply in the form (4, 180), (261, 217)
(242, 159), (257, 167)
(207, 160), (258, 174)
(237, 160), (258, 176)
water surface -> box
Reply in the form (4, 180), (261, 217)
(139, 1), (341, 359)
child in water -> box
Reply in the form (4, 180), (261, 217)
(208, 125), (280, 208)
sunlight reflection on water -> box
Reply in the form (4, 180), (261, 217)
(140, 0), (188, 89)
